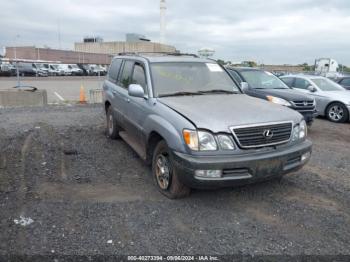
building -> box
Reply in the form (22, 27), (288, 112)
(126, 33), (150, 43)
(5, 46), (112, 65)
(74, 34), (176, 55)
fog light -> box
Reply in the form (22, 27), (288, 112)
(301, 152), (311, 162)
(195, 170), (222, 178)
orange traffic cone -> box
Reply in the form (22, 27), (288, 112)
(79, 84), (87, 104)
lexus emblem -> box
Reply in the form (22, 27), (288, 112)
(263, 129), (274, 139)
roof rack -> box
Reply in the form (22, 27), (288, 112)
(117, 52), (199, 58)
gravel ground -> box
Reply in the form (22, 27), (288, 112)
(0, 105), (349, 256)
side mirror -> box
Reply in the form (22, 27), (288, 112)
(128, 84), (145, 98)
(240, 82), (249, 92)
(307, 85), (317, 92)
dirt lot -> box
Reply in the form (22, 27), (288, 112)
(0, 105), (349, 256)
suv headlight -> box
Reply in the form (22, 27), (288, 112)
(217, 134), (235, 150)
(299, 120), (307, 139)
(267, 96), (291, 107)
(183, 130), (218, 151)
(198, 131), (217, 151)
(292, 120), (307, 141)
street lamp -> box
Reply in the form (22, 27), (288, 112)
(14, 34), (21, 87)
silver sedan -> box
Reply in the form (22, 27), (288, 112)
(280, 75), (350, 123)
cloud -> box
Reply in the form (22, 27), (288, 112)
(0, 0), (349, 64)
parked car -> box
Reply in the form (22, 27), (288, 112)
(226, 67), (317, 125)
(32, 63), (49, 77)
(281, 75), (350, 123)
(103, 53), (312, 198)
(336, 77), (350, 90)
(90, 64), (106, 76)
(41, 63), (61, 76)
(56, 64), (72, 76)
(0, 61), (12, 76)
(77, 64), (92, 76)
(68, 64), (83, 76)
(16, 62), (47, 76)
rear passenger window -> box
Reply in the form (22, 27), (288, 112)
(108, 59), (122, 83)
(119, 61), (134, 88)
(294, 78), (310, 89)
(132, 64), (147, 93)
(281, 77), (294, 87)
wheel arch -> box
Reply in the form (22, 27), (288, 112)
(146, 131), (164, 165)
(104, 100), (111, 113)
(325, 100), (348, 115)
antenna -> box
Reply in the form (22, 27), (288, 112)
(160, 0), (166, 44)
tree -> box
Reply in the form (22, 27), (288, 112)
(216, 59), (226, 66)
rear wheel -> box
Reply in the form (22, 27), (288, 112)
(106, 106), (120, 139)
(326, 102), (349, 123)
(152, 140), (190, 199)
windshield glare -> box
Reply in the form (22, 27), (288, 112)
(151, 62), (239, 97)
(241, 70), (289, 89)
(311, 78), (345, 91)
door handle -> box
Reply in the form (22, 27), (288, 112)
(125, 98), (130, 103)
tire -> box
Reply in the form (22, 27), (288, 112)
(326, 102), (349, 123)
(106, 106), (120, 139)
(152, 140), (190, 199)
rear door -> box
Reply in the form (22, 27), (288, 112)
(104, 58), (127, 127)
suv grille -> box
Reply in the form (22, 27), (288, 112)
(291, 100), (315, 111)
(230, 122), (293, 149)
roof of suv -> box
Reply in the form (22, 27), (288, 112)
(114, 53), (214, 63)
(227, 67), (261, 72)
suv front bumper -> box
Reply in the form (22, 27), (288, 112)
(172, 140), (312, 189)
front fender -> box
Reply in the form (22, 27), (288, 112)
(143, 114), (189, 153)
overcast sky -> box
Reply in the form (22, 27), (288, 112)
(1, 0), (349, 65)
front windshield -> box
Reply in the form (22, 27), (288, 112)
(151, 62), (239, 97)
(240, 70), (289, 89)
(311, 78), (345, 91)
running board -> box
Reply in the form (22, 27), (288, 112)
(119, 131), (146, 160)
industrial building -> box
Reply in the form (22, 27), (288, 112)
(5, 46), (112, 65)
(4, 33), (176, 65)
(74, 34), (176, 55)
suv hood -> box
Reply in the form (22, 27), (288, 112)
(253, 88), (313, 101)
(158, 94), (302, 133)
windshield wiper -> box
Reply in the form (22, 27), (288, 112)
(158, 91), (204, 98)
(198, 89), (238, 94)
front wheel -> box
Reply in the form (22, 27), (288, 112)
(152, 140), (190, 199)
(326, 102), (349, 123)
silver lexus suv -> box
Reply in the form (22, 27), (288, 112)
(103, 53), (312, 198)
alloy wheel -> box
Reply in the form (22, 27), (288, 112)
(155, 154), (171, 190)
(329, 105), (344, 121)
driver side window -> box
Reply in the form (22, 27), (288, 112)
(132, 64), (147, 95)
(294, 78), (310, 90)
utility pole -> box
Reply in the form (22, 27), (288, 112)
(160, 0), (166, 44)
(14, 34), (20, 87)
